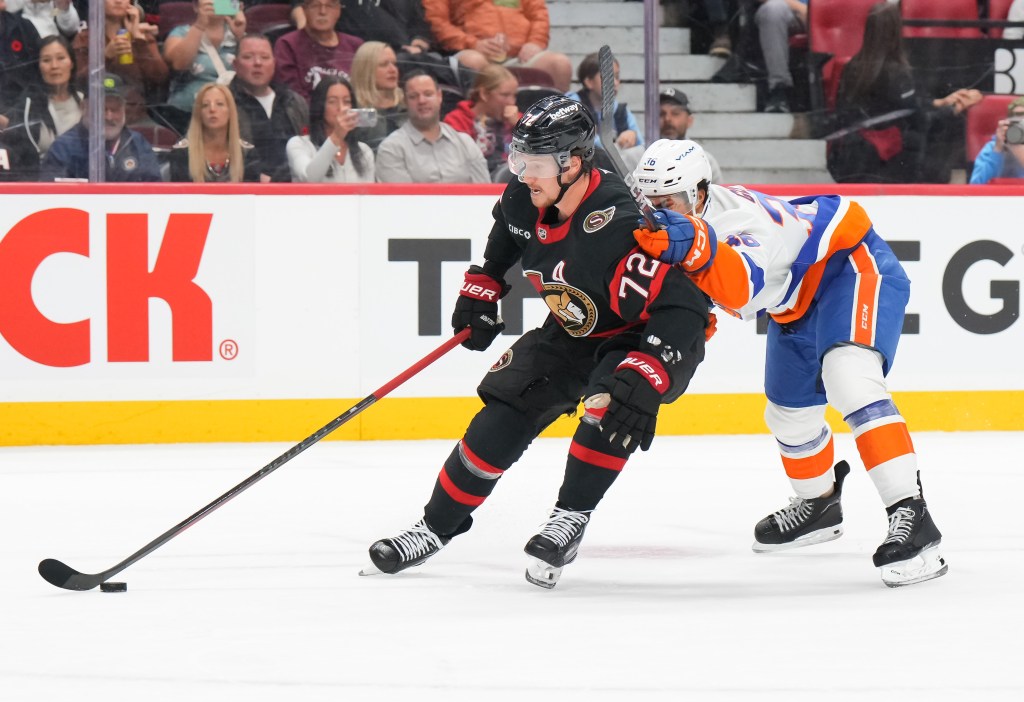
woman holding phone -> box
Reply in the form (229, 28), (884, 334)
(163, 0), (246, 113)
(286, 75), (375, 183)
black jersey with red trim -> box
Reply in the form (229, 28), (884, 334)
(483, 168), (709, 344)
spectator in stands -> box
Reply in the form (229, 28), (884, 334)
(230, 32), (308, 182)
(286, 75), (374, 182)
(334, 0), (432, 56)
(375, 70), (489, 182)
(273, 0), (363, 100)
(0, 35), (82, 177)
(970, 96), (1024, 184)
(1005, 0), (1024, 41)
(73, 0), (167, 104)
(566, 51), (644, 170)
(0, 0), (42, 109)
(687, 1), (734, 58)
(755, 0), (806, 113)
(164, 0), (246, 113)
(7, 0), (78, 39)
(422, 0), (573, 92)
(168, 82), (266, 182)
(658, 86), (724, 182)
(443, 63), (519, 182)
(827, 1), (982, 184)
(40, 75), (162, 181)
(350, 40), (405, 150)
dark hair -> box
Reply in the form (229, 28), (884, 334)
(38, 35), (79, 98)
(841, 2), (910, 107)
(576, 53), (599, 84)
(239, 32), (273, 49)
(308, 75), (369, 178)
(401, 69), (437, 93)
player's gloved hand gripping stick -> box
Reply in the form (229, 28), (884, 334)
(38, 329), (471, 591)
(452, 265), (510, 351)
(633, 208), (718, 272)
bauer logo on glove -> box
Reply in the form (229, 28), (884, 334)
(634, 209), (717, 273)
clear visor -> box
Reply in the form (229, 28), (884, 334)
(507, 146), (571, 179)
(647, 190), (695, 215)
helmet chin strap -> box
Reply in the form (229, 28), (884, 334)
(552, 161), (587, 207)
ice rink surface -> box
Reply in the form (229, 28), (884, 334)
(1, 431), (1021, 701)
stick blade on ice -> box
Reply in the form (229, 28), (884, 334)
(38, 558), (101, 591)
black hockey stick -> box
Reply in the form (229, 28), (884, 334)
(38, 328), (472, 591)
(597, 44), (659, 229)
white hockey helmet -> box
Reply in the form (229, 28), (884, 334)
(633, 139), (713, 214)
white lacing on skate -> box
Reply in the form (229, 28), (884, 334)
(389, 520), (445, 561)
(882, 506), (916, 546)
(537, 508), (591, 547)
(772, 498), (815, 533)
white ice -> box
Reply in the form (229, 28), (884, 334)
(2, 432), (1022, 701)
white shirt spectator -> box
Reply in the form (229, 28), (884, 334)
(375, 120), (489, 183)
(7, 0), (79, 39)
(286, 133), (375, 183)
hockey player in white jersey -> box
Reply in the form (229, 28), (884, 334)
(631, 138), (947, 587)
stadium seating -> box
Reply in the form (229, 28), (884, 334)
(901, 0), (985, 39)
(807, 0), (879, 112)
(987, 0), (1017, 38)
(244, 4), (294, 43)
(157, 2), (196, 42)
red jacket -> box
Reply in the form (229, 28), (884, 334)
(422, 0), (551, 56)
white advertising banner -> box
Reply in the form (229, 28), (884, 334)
(1, 190), (1022, 403)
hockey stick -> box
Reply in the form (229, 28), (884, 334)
(597, 44), (659, 230)
(38, 328), (472, 591)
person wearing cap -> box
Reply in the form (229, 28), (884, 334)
(40, 74), (162, 181)
(659, 87), (723, 183)
(969, 96), (1024, 184)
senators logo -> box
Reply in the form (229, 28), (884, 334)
(583, 206), (616, 233)
(489, 348), (513, 372)
(525, 271), (598, 336)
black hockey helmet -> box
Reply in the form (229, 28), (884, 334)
(511, 95), (596, 164)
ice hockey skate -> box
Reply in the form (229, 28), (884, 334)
(873, 494), (948, 587)
(752, 461), (850, 553)
(523, 506), (592, 589)
(361, 518), (455, 576)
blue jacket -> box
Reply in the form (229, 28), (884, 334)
(969, 137), (1024, 184)
(41, 123), (162, 182)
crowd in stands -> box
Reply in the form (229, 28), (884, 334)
(1, 0), (1023, 184)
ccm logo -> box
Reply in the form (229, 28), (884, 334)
(619, 356), (665, 388)
(0, 208), (213, 368)
(461, 283), (499, 301)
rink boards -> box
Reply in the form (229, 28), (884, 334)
(0, 182), (1021, 445)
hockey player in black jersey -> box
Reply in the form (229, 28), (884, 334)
(363, 96), (711, 588)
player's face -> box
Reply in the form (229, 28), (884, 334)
(519, 155), (580, 208)
(648, 192), (694, 216)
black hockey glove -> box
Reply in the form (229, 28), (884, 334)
(452, 265), (510, 351)
(597, 353), (669, 453)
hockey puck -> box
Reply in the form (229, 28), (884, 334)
(100, 581), (127, 593)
